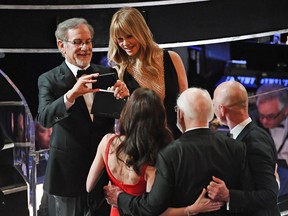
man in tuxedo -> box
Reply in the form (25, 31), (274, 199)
(254, 84), (288, 197)
(37, 17), (129, 216)
(209, 80), (280, 215)
(104, 87), (249, 215)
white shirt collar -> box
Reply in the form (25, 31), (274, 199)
(65, 60), (90, 78)
(185, 126), (209, 133)
(230, 117), (252, 139)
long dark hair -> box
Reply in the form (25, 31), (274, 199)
(116, 88), (173, 175)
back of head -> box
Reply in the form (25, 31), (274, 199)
(55, 17), (94, 41)
(256, 83), (288, 107)
(118, 88), (173, 175)
(214, 81), (248, 110)
(119, 88), (166, 129)
(177, 87), (214, 123)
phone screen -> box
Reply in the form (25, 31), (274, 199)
(92, 73), (117, 90)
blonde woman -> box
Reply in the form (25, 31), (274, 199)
(108, 7), (188, 138)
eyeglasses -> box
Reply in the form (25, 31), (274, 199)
(64, 39), (93, 47)
(259, 109), (284, 121)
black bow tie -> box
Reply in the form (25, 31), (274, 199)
(76, 67), (93, 78)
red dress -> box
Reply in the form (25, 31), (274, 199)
(105, 135), (147, 216)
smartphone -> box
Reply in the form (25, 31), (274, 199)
(92, 72), (117, 90)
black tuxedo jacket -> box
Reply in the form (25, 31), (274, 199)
(37, 62), (115, 197)
(230, 121), (280, 216)
(118, 128), (249, 215)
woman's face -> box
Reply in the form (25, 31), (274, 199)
(116, 33), (140, 57)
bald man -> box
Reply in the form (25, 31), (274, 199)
(104, 87), (249, 215)
(209, 81), (280, 215)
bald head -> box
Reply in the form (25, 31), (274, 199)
(214, 81), (248, 109)
(177, 87), (214, 123)
(213, 81), (250, 128)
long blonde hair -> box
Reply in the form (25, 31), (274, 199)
(108, 7), (163, 80)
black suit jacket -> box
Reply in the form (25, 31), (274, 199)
(37, 62), (115, 197)
(230, 121), (280, 216)
(118, 128), (249, 216)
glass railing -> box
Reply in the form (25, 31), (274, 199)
(0, 69), (36, 216)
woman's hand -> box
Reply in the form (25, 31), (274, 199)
(112, 80), (130, 99)
(184, 188), (223, 215)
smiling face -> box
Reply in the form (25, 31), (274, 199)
(58, 24), (93, 68)
(116, 33), (140, 57)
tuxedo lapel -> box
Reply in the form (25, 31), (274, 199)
(59, 62), (76, 89)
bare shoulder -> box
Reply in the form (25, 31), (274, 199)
(167, 50), (182, 61)
(167, 50), (188, 92)
(98, 133), (115, 152)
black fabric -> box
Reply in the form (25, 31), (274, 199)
(118, 129), (249, 215)
(226, 132), (233, 138)
(87, 168), (110, 214)
(92, 72), (117, 89)
(76, 67), (93, 78)
(233, 121), (280, 215)
(91, 91), (126, 119)
(123, 49), (180, 138)
(163, 50), (181, 139)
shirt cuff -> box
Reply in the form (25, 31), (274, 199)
(64, 93), (75, 110)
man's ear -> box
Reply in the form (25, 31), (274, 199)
(177, 109), (186, 132)
(57, 40), (65, 54)
(219, 104), (227, 118)
(178, 109), (184, 121)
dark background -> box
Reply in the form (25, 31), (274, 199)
(1, 0), (288, 117)
(1, 1), (288, 48)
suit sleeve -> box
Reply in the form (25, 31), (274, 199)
(117, 152), (174, 216)
(37, 73), (70, 128)
(229, 131), (278, 214)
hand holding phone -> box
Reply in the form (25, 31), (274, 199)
(92, 72), (117, 90)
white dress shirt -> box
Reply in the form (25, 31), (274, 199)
(270, 118), (288, 165)
(230, 117), (252, 139)
(64, 60), (93, 120)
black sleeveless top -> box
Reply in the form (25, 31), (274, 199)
(123, 50), (181, 138)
